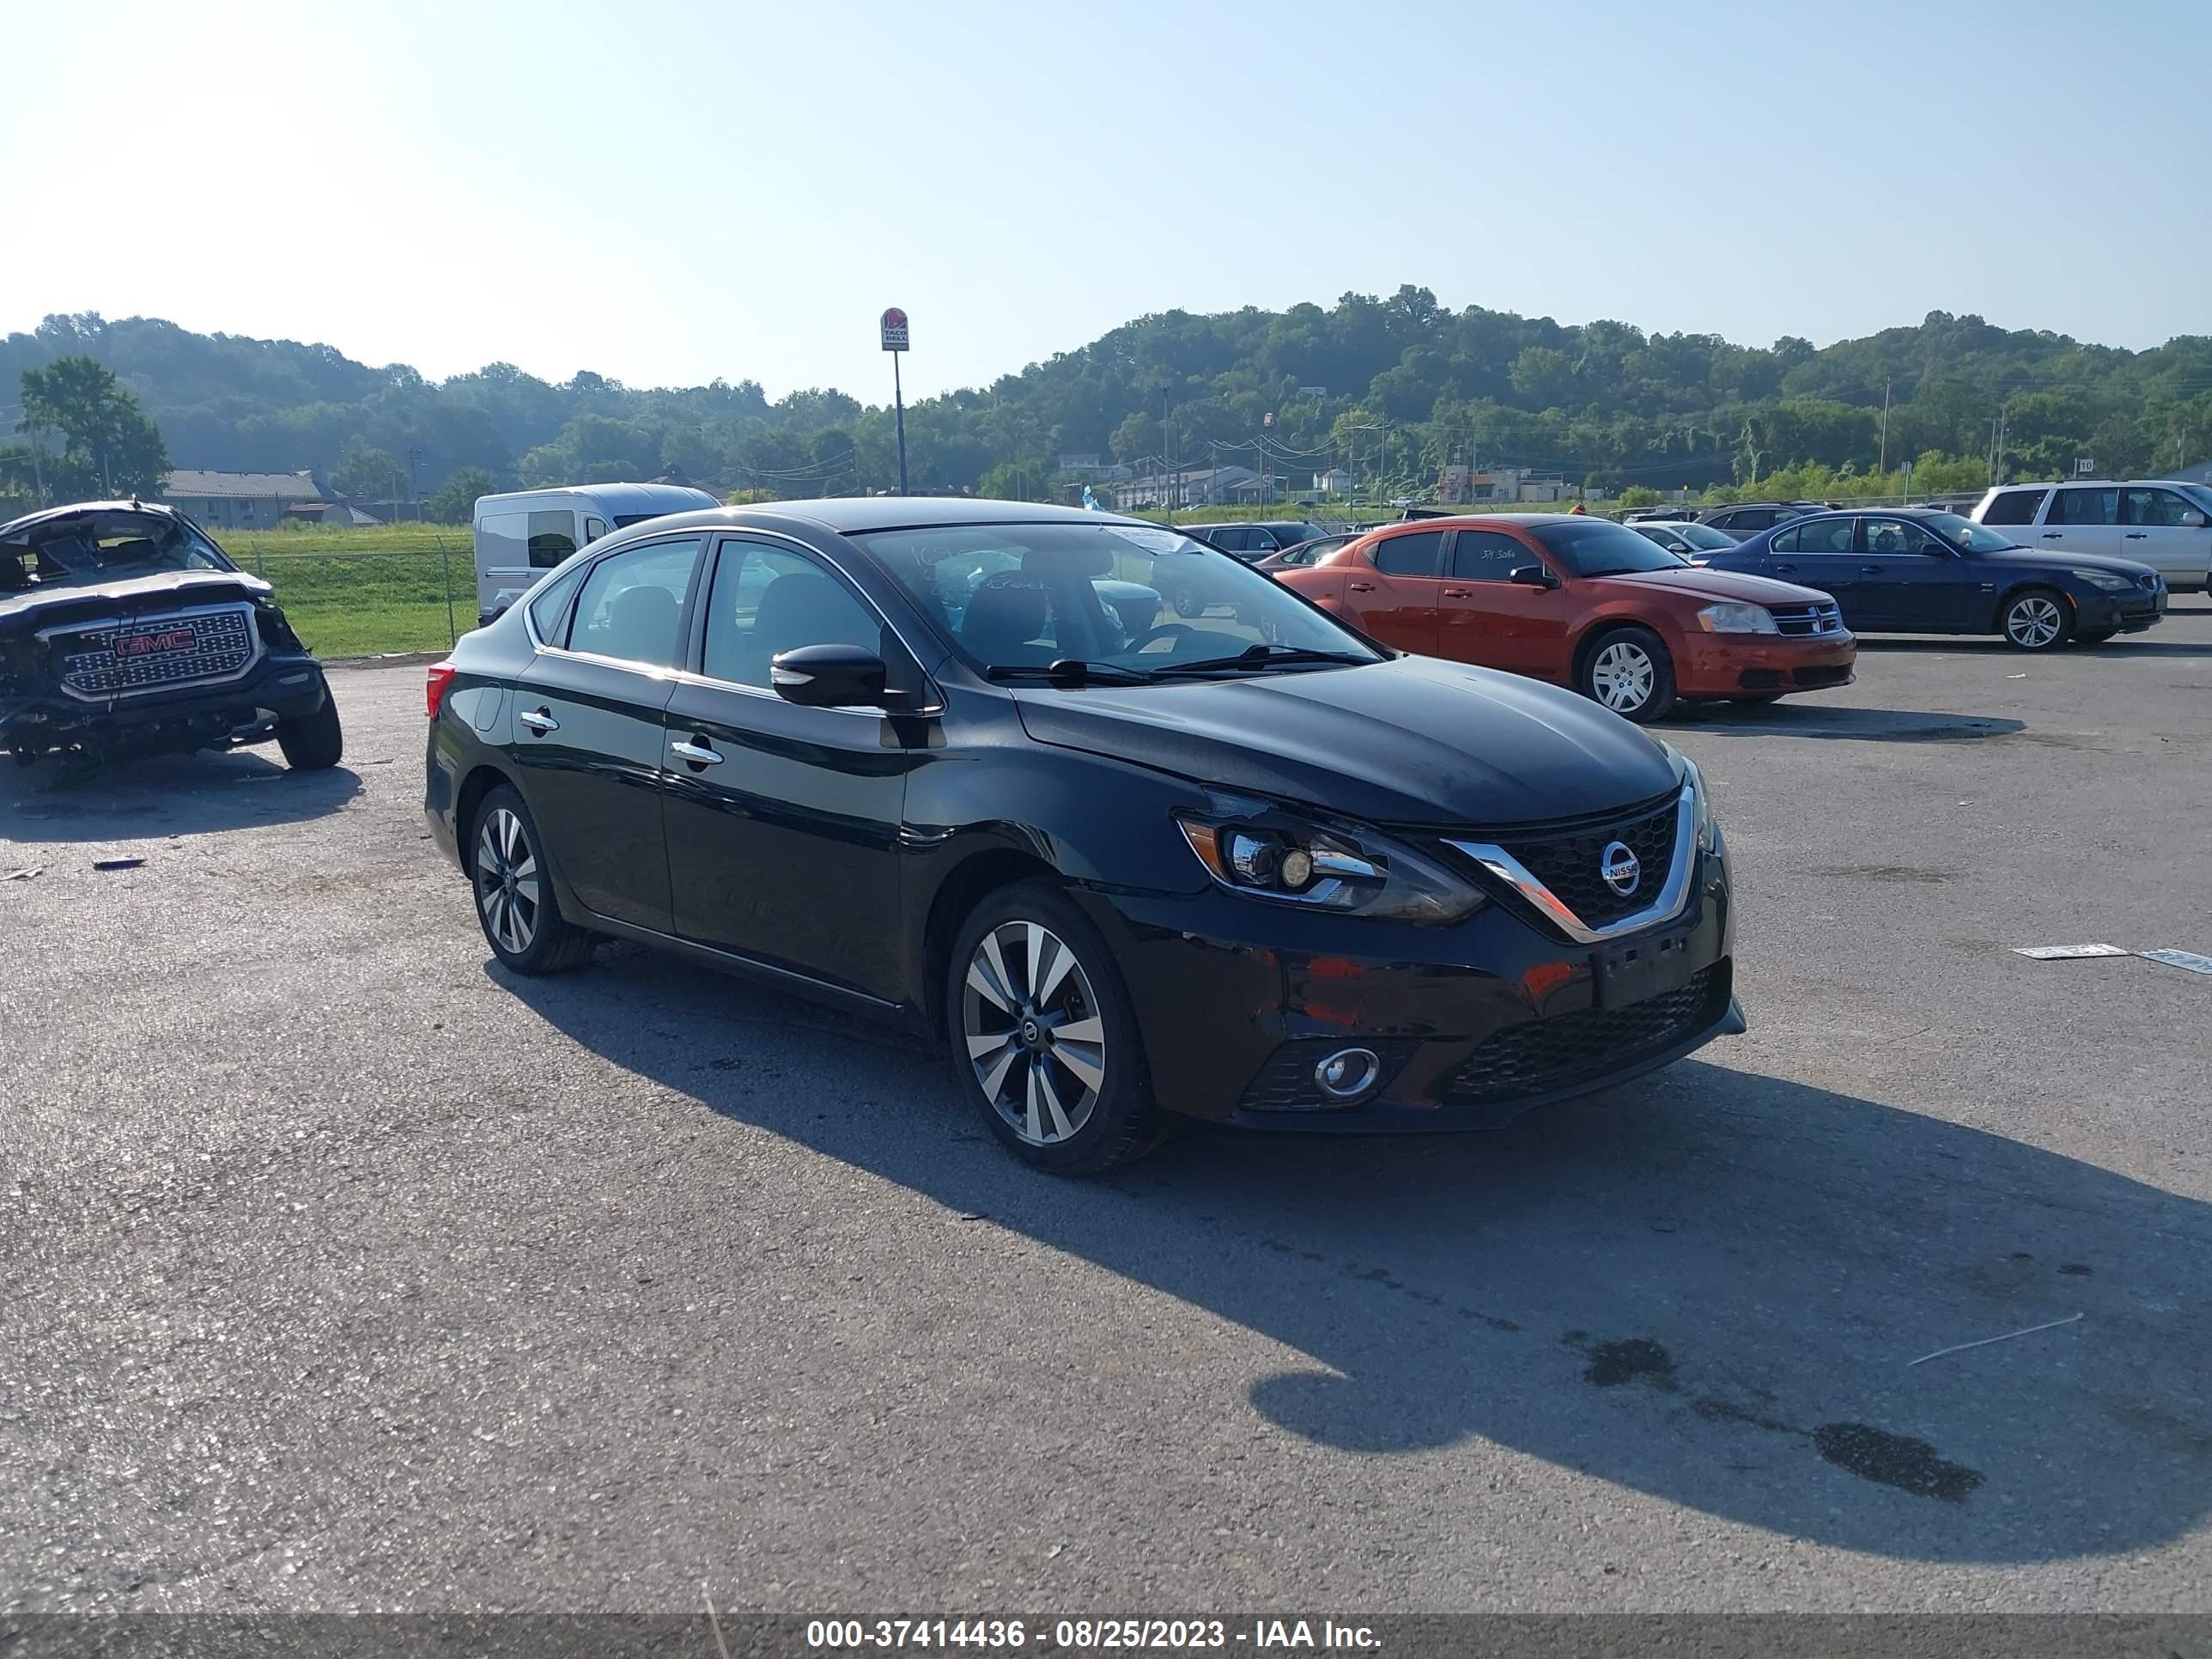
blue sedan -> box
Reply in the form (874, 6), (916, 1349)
(1699, 507), (2166, 650)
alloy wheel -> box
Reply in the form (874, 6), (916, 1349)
(475, 806), (541, 956)
(961, 920), (1105, 1146)
(1590, 641), (1656, 713)
(2007, 595), (2064, 648)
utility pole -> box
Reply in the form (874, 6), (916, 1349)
(1878, 378), (1891, 477)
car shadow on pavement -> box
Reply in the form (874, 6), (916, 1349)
(1671, 704), (2026, 742)
(1856, 637), (2212, 658)
(501, 945), (2212, 1567)
(0, 749), (363, 843)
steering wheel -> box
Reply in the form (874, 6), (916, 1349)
(1127, 623), (1194, 652)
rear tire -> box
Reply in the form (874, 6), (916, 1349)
(470, 784), (593, 975)
(1578, 625), (1678, 723)
(2000, 587), (2072, 652)
(946, 879), (1162, 1176)
(275, 683), (343, 770)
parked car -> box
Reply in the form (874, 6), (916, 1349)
(1624, 507), (1700, 524)
(1627, 521), (1741, 562)
(1183, 521), (1332, 562)
(425, 500), (1743, 1173)
(1969, 480), (2212, 593)
(1697, 501), (1827, 541)
(0, 501), (342, 773)
(1267, 514), (1854, 723)
(473, 482), (720, 626)
(1254, 532), (1361, 573)
(1700, 507), (2167, 650)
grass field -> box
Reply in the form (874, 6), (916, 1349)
(221, 528), (470, 657)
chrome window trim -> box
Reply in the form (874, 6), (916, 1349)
(36, 600), (264, 702)
(1445, 783), (1698, 945)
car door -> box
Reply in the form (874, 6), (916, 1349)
(2037, 486), (2124, 557)
(1435, 528), (1569, 680)
(511, 534), (704, 933)
(1855, 516), (1972, 630)
(1346, 528), (1448, 653)
(2120, 486), (2210, 586)
(1766, 517), (1875, 624)
(659, 535), (922, 1002)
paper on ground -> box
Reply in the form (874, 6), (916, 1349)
(2013, 944), (2131, 960)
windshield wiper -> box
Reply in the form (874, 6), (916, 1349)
(1145, 643), (1376, 678)
(985, 659), (1151, 686)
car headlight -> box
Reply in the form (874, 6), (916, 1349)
(1695, 602), (1778, 634)
(1177, 807), (1487, 923)
(1657, 744), (1721, 855)
(2071, 568), (2132, 592)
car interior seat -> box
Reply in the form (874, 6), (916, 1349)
(599, 582), (681, 665)
(729, 572), (875, 686)
(961, 574), (1054, 665)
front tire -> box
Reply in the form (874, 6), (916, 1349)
(470, 784), (593, 975)
(276, 684), (343, 770)
(1579, 625), (1678, 723)
(2001, 588), (2072, 651)
(946, 880), (1160, 1176)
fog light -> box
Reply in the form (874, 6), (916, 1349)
(1313, 1047), (1382, 1100)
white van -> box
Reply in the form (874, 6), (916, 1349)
(472, 483), (720, 624)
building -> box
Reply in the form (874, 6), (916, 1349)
(1112, 465), (1261, 510)
(158, 469), (333, 530)
(1312, 467), (1358, 495)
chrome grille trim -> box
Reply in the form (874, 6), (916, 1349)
(37, 602), (264, 701)
(1445, 783), (1699, 946)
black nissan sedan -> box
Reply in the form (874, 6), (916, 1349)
(424, 500), (1741, 1174)
(1704, 507), (2166, 649)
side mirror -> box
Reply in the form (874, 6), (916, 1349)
(771, 642), (889, 708)
(2182, 509), (2207, 529)
(1509, 564), (1560, 590)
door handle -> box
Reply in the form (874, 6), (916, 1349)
(1441, 587), (1473, 598)
(518, 708), (559, 734)
(670, 738), (724, 768)
(1772, 562), (1796, 574)
(1859, 564), (1882, 575)
(2041, 532), (2063, 539)
(1347, 581), (1376, 592)
(2124, 532), (2148, 539)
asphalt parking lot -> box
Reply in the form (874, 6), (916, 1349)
(4, 606), (2209, 1616)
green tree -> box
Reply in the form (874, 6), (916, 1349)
(333, 443), (408, 501)
(16, 356), (170, 498)
(1109, 410), (1161, 465)
(428, 465), (496, 524)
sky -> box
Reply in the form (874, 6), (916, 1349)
(4, 0), (2207, 402)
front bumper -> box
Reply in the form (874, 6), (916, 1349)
(1672, 630), (1857, 698)
(1079, 836), (1740, 1133)
(0, 650), (328, 754)
(2085, 584), (2166, 634)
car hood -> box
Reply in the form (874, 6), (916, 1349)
(1969, 547), (2160, 581)
(1008, 653), (1679, 828)
(0, 568), (274, 629)
(1592, 566), (1836, 606)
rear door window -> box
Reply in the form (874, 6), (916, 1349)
(2050, 488), (2118, 526)
(1372, 530), (1447, 576)
(567, 538), (704, 667)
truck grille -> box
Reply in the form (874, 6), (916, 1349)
(1439, 963), (1730, 1105)
(1769, 600), (1845, 636)
(1486, 791), (1680, 931)
(51, 606), (258, 697)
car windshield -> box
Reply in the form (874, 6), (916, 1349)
(852, 520), (1383, 679)
(4, 513), (234, 592)
(1922, 512), (2021, 553)
(1526, 519), (1697, 576)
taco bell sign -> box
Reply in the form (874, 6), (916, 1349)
(880, 307), (909, 352)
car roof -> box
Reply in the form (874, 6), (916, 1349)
(592, 495), (1166, 541)
(0, 500), (191, 541)
(475, 482), (717, 514)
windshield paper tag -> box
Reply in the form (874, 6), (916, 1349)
(1106, 526), (1188, 555)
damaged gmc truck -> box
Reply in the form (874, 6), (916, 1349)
(0, 501), (343, 774)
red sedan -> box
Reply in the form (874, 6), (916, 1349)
(1271, 514), (1856, 722)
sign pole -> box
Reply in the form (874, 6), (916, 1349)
(880, 307), (911, 496)
(893, 351), (908, 497)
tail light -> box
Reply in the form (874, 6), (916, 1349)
(425, 659), (458, 720)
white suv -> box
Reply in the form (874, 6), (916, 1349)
(1970, 480), (2212, 592)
